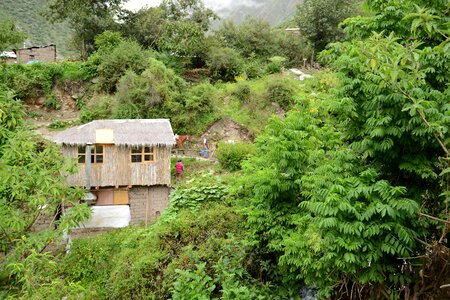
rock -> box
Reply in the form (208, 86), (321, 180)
(288, 68), (313, 80)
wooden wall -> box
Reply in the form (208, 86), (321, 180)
(62, 145), (171, 187)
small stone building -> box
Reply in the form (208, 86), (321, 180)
(16, 44), (56, 63)
(53, 119), (175, 228)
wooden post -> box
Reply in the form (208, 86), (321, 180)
(145, 187), (149, 227)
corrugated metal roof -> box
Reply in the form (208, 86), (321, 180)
(53, 119), (176, 147)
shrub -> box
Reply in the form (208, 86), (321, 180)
(170, 262), (215, 299)
(44, 94), (61, 110)
(240, 57), (266, 79)
(265, 56), (287, 74)
(177, 82), (217, 134)
(232, 82), (251, 104)
(79, 95), (114, 123)
(112, 58), (186, 122)
(167, 180), (228, 215)
(207, 47), (243, 82)
(2, 62), (91, 101)
(48, 119), (77, 129)
(216, 141), (256, 172)
(89, 40), (151, 92)
(264, 77), (297, 110)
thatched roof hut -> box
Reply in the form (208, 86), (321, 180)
(53, 119), (176, 147)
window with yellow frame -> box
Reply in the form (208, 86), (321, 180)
(77, 145), (104, 163)
(131, 146), (154, 163)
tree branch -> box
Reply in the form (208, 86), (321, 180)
(418, 211), (450, 224)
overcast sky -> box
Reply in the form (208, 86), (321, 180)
(124, 0), (234, 11)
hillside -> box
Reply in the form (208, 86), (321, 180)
(215, 0), (302, 26)
(0, 0), (76, 58)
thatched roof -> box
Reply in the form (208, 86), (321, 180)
(53, 119), (175, 147)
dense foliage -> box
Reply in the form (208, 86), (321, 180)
(0, 19), (26, 53)
(238, 0), (449, 298)
(295, 0), (363, 52)
(1, 0), (448, 299)
(216, 142), (256, 172)
(0, 89), (91, 298)
(55, 176), (275, 299)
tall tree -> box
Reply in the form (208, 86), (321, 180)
(214, 18), (277, 59)
(44, 0), (126, 59)
(295, 0), (361, 52)
(0, 19), (26, 52)
(241, 0), (449, 298)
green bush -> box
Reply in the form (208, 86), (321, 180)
(88, 40), (151, 92)
(216, 141), (256, 172)
(112, 58), (186, 122)
(232, 82), (251, 103)
(62, 230), (127, 298)
(44, 94), (61, 110)
(276, 31), (313, 67)
(178, 82), (217, 133)
(48, 119), (77, 129)
(264, 77), (297, 110)
(170, 262), (215, 299)
(2, 62), (91, 100)
(167, 180), (228, 216)
(79, 95), (114, 123)
(241, 58), (265, 79)
(207, 47), (243, 82)
(265, 56), (286, 74)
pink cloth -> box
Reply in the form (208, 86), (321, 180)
(175, 162), (183, 173)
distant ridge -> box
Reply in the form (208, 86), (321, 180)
(215, 0), (302, 26)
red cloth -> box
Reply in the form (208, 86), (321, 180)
(175, 162), (183, 173)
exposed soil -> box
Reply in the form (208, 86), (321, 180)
(25, 85), (81, 139)
(198, 117), (253, 150)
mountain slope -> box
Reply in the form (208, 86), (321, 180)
(216, 0), (302, 26)
(0, 0), (75, 58)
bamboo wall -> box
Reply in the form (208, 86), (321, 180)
(62, 145), (172, 187)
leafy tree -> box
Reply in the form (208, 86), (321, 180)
(157, 20), (210, 67)
(214, 18), (277, 59)
(160, 0), (217, 31)
(0, 89), (90, 297)
(88, 38), (151, 92)
(0, 19), (26, 52)
(121, 7), (165, 49)
(295, 0), (361, 52)
(94, 30), (123, 51)
(238, 0), (449, 298)
(44, 0), (126, 58)
(238, 94), (421, 298)
(275, 29), (313, 67)
(150, 0), (218, 67)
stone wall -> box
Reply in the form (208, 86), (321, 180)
(17, 45), (56, 63)
(129, 185), (170, 225)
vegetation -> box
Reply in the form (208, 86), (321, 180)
(0, 0), (449, 299)
(295, 0), (363, 52)
(0, 89), (91, 298)
(0, 19), (27, 53)
(238, 0), (450, 298)
(216, 142), (256, 172)
(0, 0), (75, 58)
